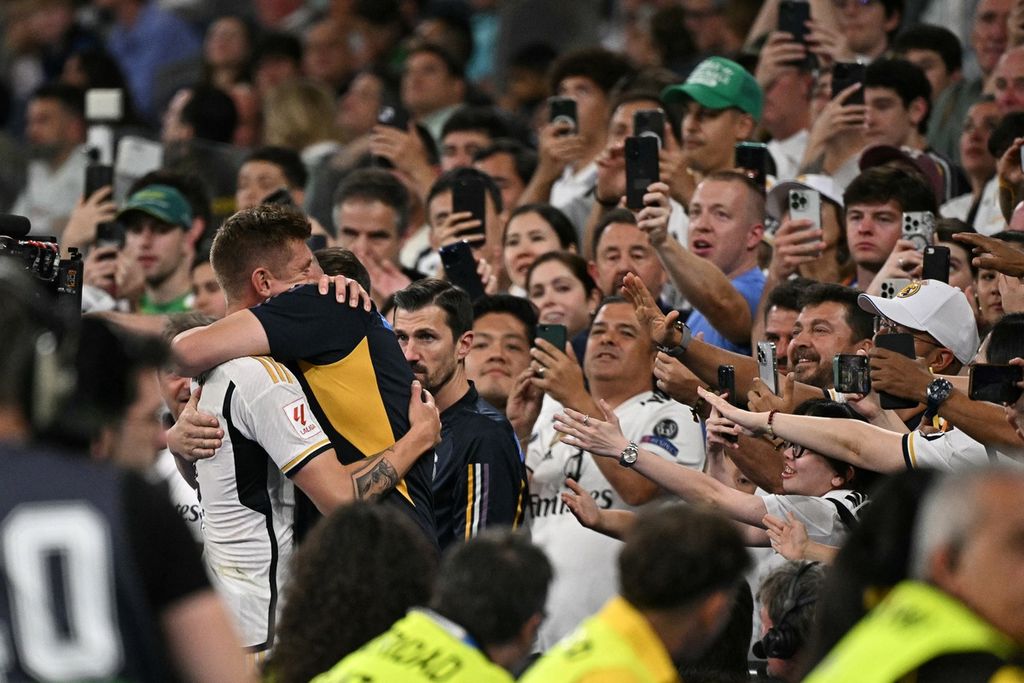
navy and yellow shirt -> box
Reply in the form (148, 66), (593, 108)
(434, 382), (527, 549)
(251, 284), (436, 542)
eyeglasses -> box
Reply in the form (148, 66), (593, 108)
(782, 441), (808, 459)
(872, 317), (941, 349)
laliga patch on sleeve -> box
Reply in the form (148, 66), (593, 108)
(283, 398), (322, 440)
(640, 435), (678, 457)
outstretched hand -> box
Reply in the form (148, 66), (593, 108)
(622, 272), (680, 347)
(561, 478), (601, 529)
(552, 400), (628, 458)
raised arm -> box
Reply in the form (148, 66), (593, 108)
(552, 401), (769, 527)
(699, 386), (906, 472)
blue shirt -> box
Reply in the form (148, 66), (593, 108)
(687, 267), (766, 355)
(107, 2), (201, 121)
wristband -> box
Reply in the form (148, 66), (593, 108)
(766, 410), (778, 439)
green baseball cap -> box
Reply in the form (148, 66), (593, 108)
(662, 57), (763, 122)
(117, 184), (192, 229)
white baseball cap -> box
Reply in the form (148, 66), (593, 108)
(857, 280), (980, 364)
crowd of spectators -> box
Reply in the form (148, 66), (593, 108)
(6, 0), (1024, 680)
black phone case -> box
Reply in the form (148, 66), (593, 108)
(875, 333), (918, 409)
(735, 142), (769, 188)
(85, 164), (114, 198)
(377, 105), (409, 130)
(922, 246), (951, 283)
(548, 97), (578, 131)
(633, 109), (665, 145)
(832, 62), (866, 105)
(452, 176), (487, 243)
(968, 364), (1024, 404)
(441, 241), (485, 301)
(625, 136), (660, 210)
(537, 324), (567, 351)
(778, 0), (811, 42)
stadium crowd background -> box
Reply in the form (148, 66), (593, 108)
(5, 0), (1024, 681)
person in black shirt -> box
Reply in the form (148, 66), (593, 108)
(393, 279), (528, 549)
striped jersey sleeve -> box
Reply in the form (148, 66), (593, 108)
(232, 356), (332, 477)
(454, 425), (527, 541)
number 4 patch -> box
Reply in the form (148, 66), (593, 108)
(283, 398), (322, 440)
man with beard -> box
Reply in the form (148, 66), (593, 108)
(393, 279), (527, 550)
(14, 84), (88, 238)
(788, 284), (875, 389)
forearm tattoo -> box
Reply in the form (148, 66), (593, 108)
(354, 449), (399, 499)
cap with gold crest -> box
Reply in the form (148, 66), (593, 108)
(857, 279), (980, 364)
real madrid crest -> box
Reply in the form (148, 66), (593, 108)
(896, 281), (921, 298)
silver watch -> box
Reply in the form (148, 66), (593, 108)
(619, 441), (640, 467)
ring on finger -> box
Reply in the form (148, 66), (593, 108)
(582, 414), (590, 426)
(536, 366), (546, 378)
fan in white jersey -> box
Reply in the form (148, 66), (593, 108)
(512, 298), (706, 649)
(555, 398), (871, 552)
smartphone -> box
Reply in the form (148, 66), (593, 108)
(440, 241), (485, 301)
(377, 105), (409, 130)
(922, 245), (951, 283)
(625, 136), (660, 210)
(875, 333), (918, 409)
(788, 188), (821, 230)
(831, 61), (866, 106)
(757, 341), (779, 396)
(717, 365), (739, 441)
(85, 88), (123, 122)
(307, 234), (328, 252)
(95, 221), (125, 251)
(537, 323), (567, 352)
(880, 278), (913, 300)
(778, 0), (811, 44)
(833, 354), (870, 394)
(968, 364), (1024, 405)
(735, 142), (769, 190)
(633, 109), (666, 148)
(902, 211), (935, 252)
(262, 187), (295, 206)
(85, 162), (113, 198)
(452, 175), (487, 243)
(548, 96), (577, 134)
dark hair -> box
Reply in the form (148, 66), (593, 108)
(756, 561), (825, 662)
(844, 166), (937, 215)
(797, 283), (874, 343)
(526, 252), (599, 298)
(202, 15), (255, 84)
(65, 47), (130, 91)
(130, 170), (212, 233)
(548, 47), (636, 95)
(991, 230), (1024, 248)
(473, 138), (538, 186)
(253, 31), (303, 67)
(315, 247), (372, 293)
(986, 312), (1024, 364)
(180, 84), (238, 144)
(354, 0), (405, 26)
(393, 278), (473, 338)
(244, 146), (308, 188)
(420, 3), (474, 65)
(880, 0), (903, 19)
(506, 203), (578, 251)
(988, 111), (1024, 160)
(893, 25), (963, 74)
(269, 503), (438, 683)
(426, 167), (504, 215)
(472, 294), (539, 340)
(792, 399), (875, 493)
(765, 277), (816, 318)
(405, 41), (466, 80)
(31, 83), (85, 120)
(441, 105), (511, 142)
(210, 205), (311, 298)
(332, 168), (411, 237)
(609, 88), (682, 144)
(619, 504), (750, 610)
(864, 59), (931, 134)
(936, 218), (976, 277)
(509, 42), (558, 73)
(431, 530), (551, 646)
(592, 208), (638, 256)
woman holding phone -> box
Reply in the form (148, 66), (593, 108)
(503, 204), (578, 295)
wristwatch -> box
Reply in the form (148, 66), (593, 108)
(924, 378), (954, 418)
(619, 441), (640, 467)
(658, 321), (692, 360)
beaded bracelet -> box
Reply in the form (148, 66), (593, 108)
(766, 410), (778, 439)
